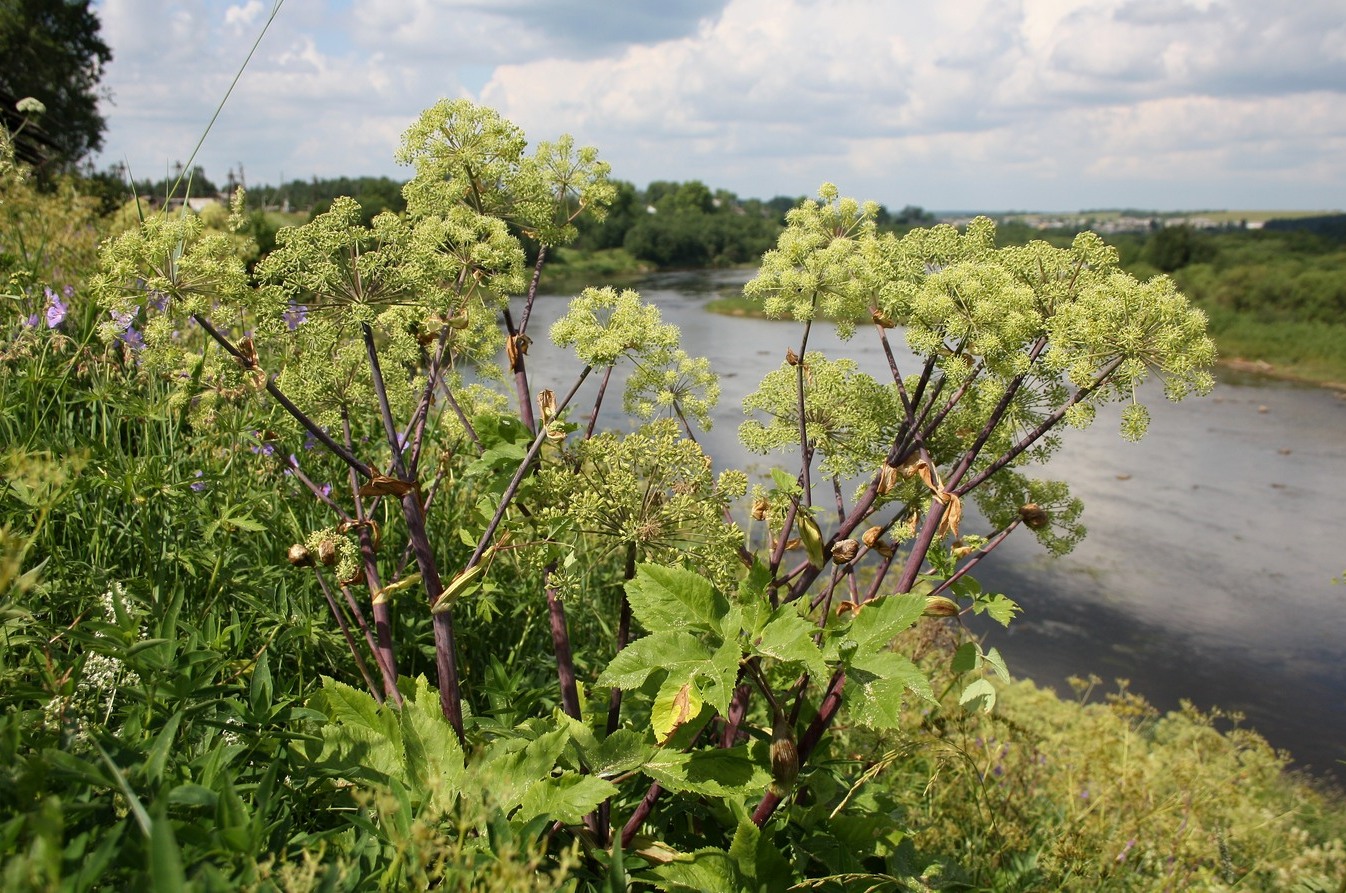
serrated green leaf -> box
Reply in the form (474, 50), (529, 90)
(640, 746), (769, 798)
(399, 680), (465, 812)
(648, 848), (740, 893)
(960, 678), (997, 713)
(476, 726), (571, 811)
(845, 651), (935, 730)
(515, 771), (617, 825)
(626, 564), (729, 635)
(727, 818), (794, 891)
(597, 631), (712, 690)
(974, 592), (1021, 627)
(753, 604), (828, 681)
(587, 728), (654, 777)
(735, 559), (774, 635)
(844, 592), (926, 652)
(702, 634), (743, 717)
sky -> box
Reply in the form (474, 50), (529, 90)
(89, 0), (1346, 212)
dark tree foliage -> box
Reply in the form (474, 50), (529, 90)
(1143, 224), (1216, 272)
(0, 0), (112, 170)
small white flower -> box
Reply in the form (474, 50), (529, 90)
(16, 97), (46, 115)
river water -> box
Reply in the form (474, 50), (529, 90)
(520, 269), (1346, 781)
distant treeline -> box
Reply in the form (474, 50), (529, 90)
(234, 174), (936, 270)
(1100, 224), (1346, 326)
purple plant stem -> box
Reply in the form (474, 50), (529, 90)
(360, 323), (464, 738)
(583, 364), (615, 441)
(404, 327), (453, 477)
(621, 781), (664, 849)
(467, 365), (592, 569)
(794, 317), (815, 507)
(955, 357), (1124, 495)
(517, 245), (547, 334)
(605, 543), (637, 736)
(283, 454), (350, 520)
(343, 413), (401, 705)
(929, 521), (1019, 599)
(191, 314), (371, 478)
(502, 307), (536, 435)
(545, 567), (582, 722)
(312, 567), (383, 703)
(440, 380), (483, 452)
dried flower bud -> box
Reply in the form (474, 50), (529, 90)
(537, 388), (557, 426)
(871, 308), (895, 329)
(831, 538), (859, 563)
(877, 463), (899, 495)
(952, 539), (976, 559)
(861, 526), (885, 547)
(751, 495), (770, 521)
(287, 544), (314, 567)
(317, 538), (339, 566)
(1019, 503), (1050, 530)
(923, 595), (960, 617)
(785, 347), (800, 366)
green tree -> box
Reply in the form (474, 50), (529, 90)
(0, 0), (112, 170)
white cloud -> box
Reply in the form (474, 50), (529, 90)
(91, 0), (1346, 210)
(224, 0), (264, 33)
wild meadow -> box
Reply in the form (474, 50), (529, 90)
(3, 97), (1345, 892)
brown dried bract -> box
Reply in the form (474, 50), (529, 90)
(358, 473), (416, 498)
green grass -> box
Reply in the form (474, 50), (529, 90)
(862, 664), (1346, 890)
(1199, 303), (1346, 388)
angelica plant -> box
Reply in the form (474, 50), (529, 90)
(91, 97), (1216, 885)
(93, 102), (614, 739)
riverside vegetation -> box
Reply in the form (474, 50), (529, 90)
(3, 96), (1346, 891)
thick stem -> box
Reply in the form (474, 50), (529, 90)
(751, 668), (846, 827)
(343, 414), (401, 704)
(360, 323), (464, 738)
(621, 782), (664, 849)
(545, 566), (582, 722)
(605, 543), (637, 737)
(502, 307), (536, 434)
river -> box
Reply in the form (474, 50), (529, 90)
(519, 268), (1346, 782)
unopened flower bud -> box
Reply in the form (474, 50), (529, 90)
(769, 710), (799, 796)
(923, 595), (960, 617)
(1019, 503), (1050, 530)
(831, 538), (859, 563)
(287, 544), (314, 567)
